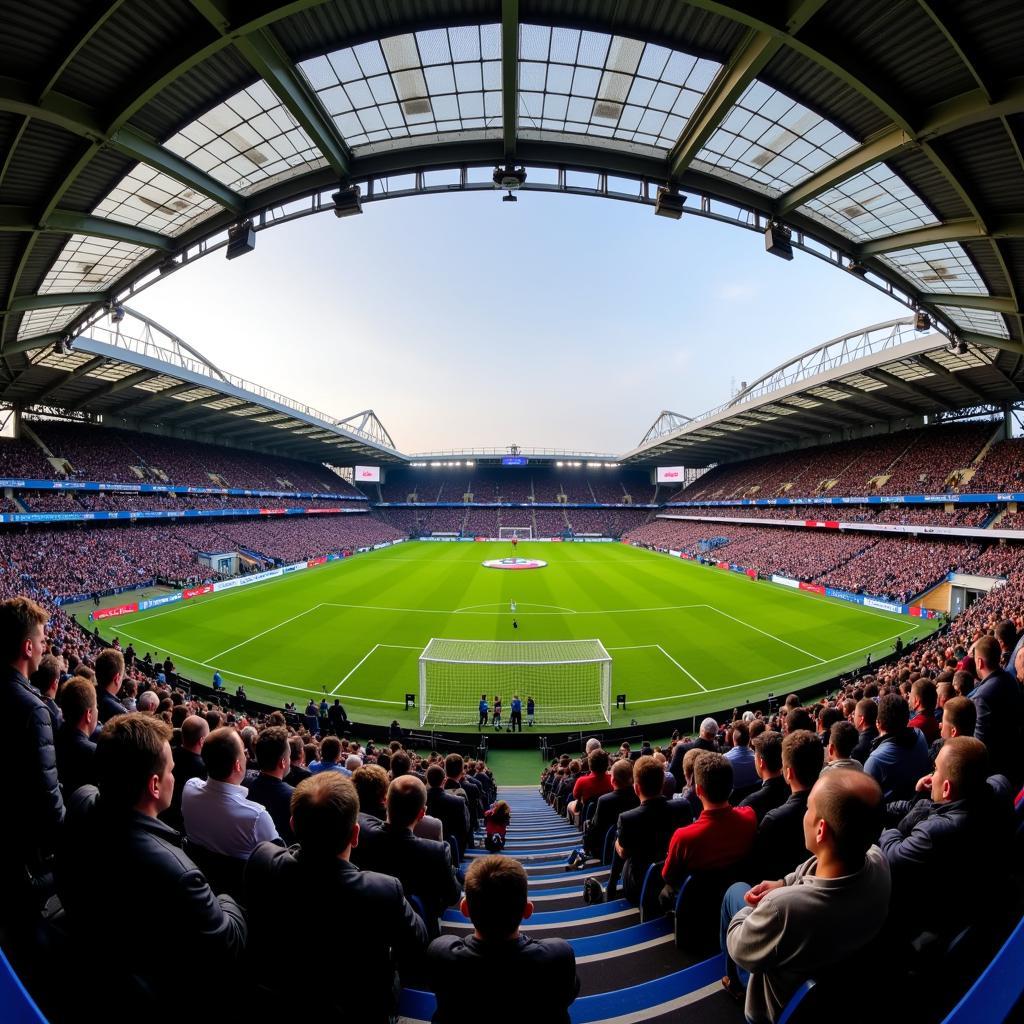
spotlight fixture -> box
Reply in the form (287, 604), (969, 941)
(54, 334), (72, 356)
(225, 220), (256, 259)
(913, 310), (932, 331)
(949, 335), (969, 356)
(846, 260), (868, 277)
(493, 165), (527, 202)
(654, 186), (685, 219)
(158, 257), (178, 276)
(331, 184), (363, 218)
(764, 222), (794, 261)
(110, 303), (126, 324)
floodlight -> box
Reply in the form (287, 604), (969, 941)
(764, 222), (793, 261)
(493, 165), (526, 202)
(110, 304), (126, 324)
(914, 310), (932, 331)
(226, 220), (256, 260)
(654, 186), (685, 219)
(331, 185), (363, 218)
(846, 260), (868, 277)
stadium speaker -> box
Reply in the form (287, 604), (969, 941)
(654, 186), (685, 219)
(764, 222), (794, 261)
(225, 221), (256, 260)
(332, 184), (363, 217)
(914, 310), (932, 331)
(616, 693), (627, 710)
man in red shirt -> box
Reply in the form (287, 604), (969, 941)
(662, 753), (756, 888)
(568, 749), (612, 825)
(908, 679), (940, 746)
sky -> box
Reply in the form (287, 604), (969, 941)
(131, 188), (909, 456)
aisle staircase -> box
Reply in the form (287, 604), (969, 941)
(398, 786), (742, 1024)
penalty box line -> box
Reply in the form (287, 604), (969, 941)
(607, 644), (707, 693)
(331, 643), (421, 697)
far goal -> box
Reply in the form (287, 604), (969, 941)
(499, 527), (533, 539)
(418, 638), (612, 728)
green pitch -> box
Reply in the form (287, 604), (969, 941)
(96, 541), (937, 731)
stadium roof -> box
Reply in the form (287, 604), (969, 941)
(622, 316), (1023, 466)
(0, 0), (1022, 456)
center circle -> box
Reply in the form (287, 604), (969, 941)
(482, 557), (548, 570)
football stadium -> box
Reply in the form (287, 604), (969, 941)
(2, 1), (1024, 1022)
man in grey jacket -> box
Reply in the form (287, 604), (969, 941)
(720, 770), (891, 1023)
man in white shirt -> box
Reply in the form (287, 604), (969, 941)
(182, 727), (279, 858)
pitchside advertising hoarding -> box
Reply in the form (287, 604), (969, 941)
(354, 465), (381, 483)
(656, 467), (687, 484)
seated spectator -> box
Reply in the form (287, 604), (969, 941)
(662, 753), (756, 889)
(611, 755), (692, 903)
(725, 721), (759, 794)
(850, 698), (879, 764)
(722, 771), (889, 1023)
(308, 735), (347, 775)
(55, 676), (98, 798)
(353, 762), (389, 821)
(427, 763), (470, 856)
(748, 732), (824, 882)
(428, 855), (579, 1024)
(182, 727), (279, 857)
(583, 757), (638, 860)
(864, 695), (932, 800)
(95, 648), (127, 724)
(568, 748), (612, 823)
(31, 653), (63, 733)
(285, 735), (311, 787)
(970, 634), (1023, 783)
(930, 694), (977, 762)
(677, 747), (705, 821)
(669, 718), (720, 790)
(444, 753), (483, 833)
(243, 726), (295, 844)
(56, 715), (245, 1004)
(484, 800), (511, 852)
(162, 714), (208, 830)
(880, 737), (1014, 940)
(245, 773), (427, 1022)
(739, 732), (788, 822)
(908, 680), (940, 745)
(821, 721), (863, 774)
(353, 775), (461, 933)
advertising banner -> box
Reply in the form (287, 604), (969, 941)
(307, 556), (327, 567)
(90, 603), (138, 621)
(138, 593), (182, 611)
(863, 597), (905, 614)
(798, 582), (826, 595)
(771, 574), (800, 588)
(183, 584), (214, 599)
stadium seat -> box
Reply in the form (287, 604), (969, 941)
(672, 870), (741, 955)
(0, 946), (47, 1024)
(638, 859), (666, 922)
(601, 826), (617, 866)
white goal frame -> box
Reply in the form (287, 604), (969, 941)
(418, 638), (611, 727)
(499, 526), (533, 539)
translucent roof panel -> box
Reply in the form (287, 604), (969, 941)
(801, 162), (939, 242)
(937, 305), (1010, 339)
(298, 25), (502, 152)
(16, 304), (87, 340)
(92, 164), (222, 238)
(692, 80), (857, 197)
(877, 242), (988, 295)
(517, 25), (720, 150)
(164, 81), (326, 195)
(38, 235), (150, 294)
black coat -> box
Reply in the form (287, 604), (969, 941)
(243, 773), (295, 844)
(616, 796), (693, 902)
(972, 670), (1023, 782)
(55, 723), (96, 799)
(1, 667), (64, 875)
(851, 726), (879, 766)
(97, 688), (127, 724)
(245, 842), (427, 1022)
(351, 818), (461, 928)
(738, 775), (790, 823)
(428, 933), (579, 1024)
(56, 787), (245, 994)
(427, 785), (471, 853)
(749, 790), (809, 881)
(584, 787), (639, 858)
(669, 738), (719, 792)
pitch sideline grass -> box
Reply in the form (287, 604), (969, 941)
(94, 541), (937, 731)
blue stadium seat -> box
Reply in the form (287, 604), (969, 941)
(940, 912), (1024, 1023)
(0, 947), (47, 1024)
(638, 859), (666, 922)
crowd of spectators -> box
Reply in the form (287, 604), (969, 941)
(18, 490), (354, 514)
(963, 438), (1024, 492)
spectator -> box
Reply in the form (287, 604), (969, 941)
(611, 755), (693, 903)
(568, 748), (612, 823)
(722, 771), (889, 1023)
(56, 715), (246, 1004)
(428, 855), (579, 1024)
(54, 676), (98, 798)
(427, 763), (471, 856)
(678, 747), (705, 821)
(739, 732), (788, 822)
(445, 753), (483, 833)
(0, 597), (63, 920)
(821, 721), (864, 774)
(970, 634), (1023, 783)
(136, 689), (159, 715)
(94, 648), (127, 723)
(908, 680), (940, 745)
(583, 757), (638, 860)
(308, 735), (347, 775)
(880, 737), (1014, 939)
(725, 721), (759, 794)
(181, 727), (280, 857)
(285, 735), (312, 787)
(243, 726), (295, 844)
(864, 695), (932, 801)
(353, 775), (460, 934)
(930, 695), (977, 762)
(162, 714), (208, 830)
(30, 653), (63, 733)
(484, 800), (511, 852)
(669, 718), (719, 791)
(850, 698), (879, 765)
(749, 732), (824, 882)
(662, 753), (757, 889)
(245, 773), (427, 1022)
(353, 763), (389, 822)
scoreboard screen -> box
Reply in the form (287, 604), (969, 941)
(502, 456), (528, 466)
(656, 466), (687, 483)
(354, 465), (381, 482)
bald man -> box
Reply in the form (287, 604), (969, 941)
(722, 771), (890, 1024)
(161, 714), (209, 830)
(352, 774), (461, 935)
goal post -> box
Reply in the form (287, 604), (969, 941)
(498, 527), (533, 539)
(418, 638), (612, 728)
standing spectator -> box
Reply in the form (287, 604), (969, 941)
(721, 771), (889, 1023)
(94, 648), (127, 723)
(243, 726), (296, 844)
(304, 698), (319, 735)
(0, 597), (64, 918)
(328, 698), (348, 735)
(181, 727), (280, 857)
(426, 763), (470, 857)
(970, 635), (1023, 783)
(55, 676), (98, 798)
(738, 732), (788, 823)
(428, 856), (579, 1024)
(864, 695), (932, 801)
(245, 773), (427, 1022)
(509, 694), (523, 732)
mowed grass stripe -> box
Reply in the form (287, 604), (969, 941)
(99, 541), (936, 730)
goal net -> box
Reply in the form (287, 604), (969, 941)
(498, 527), (533, 539)
(419, 638), (611, 727)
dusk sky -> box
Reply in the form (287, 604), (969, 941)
(132, 188), (908, 456)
